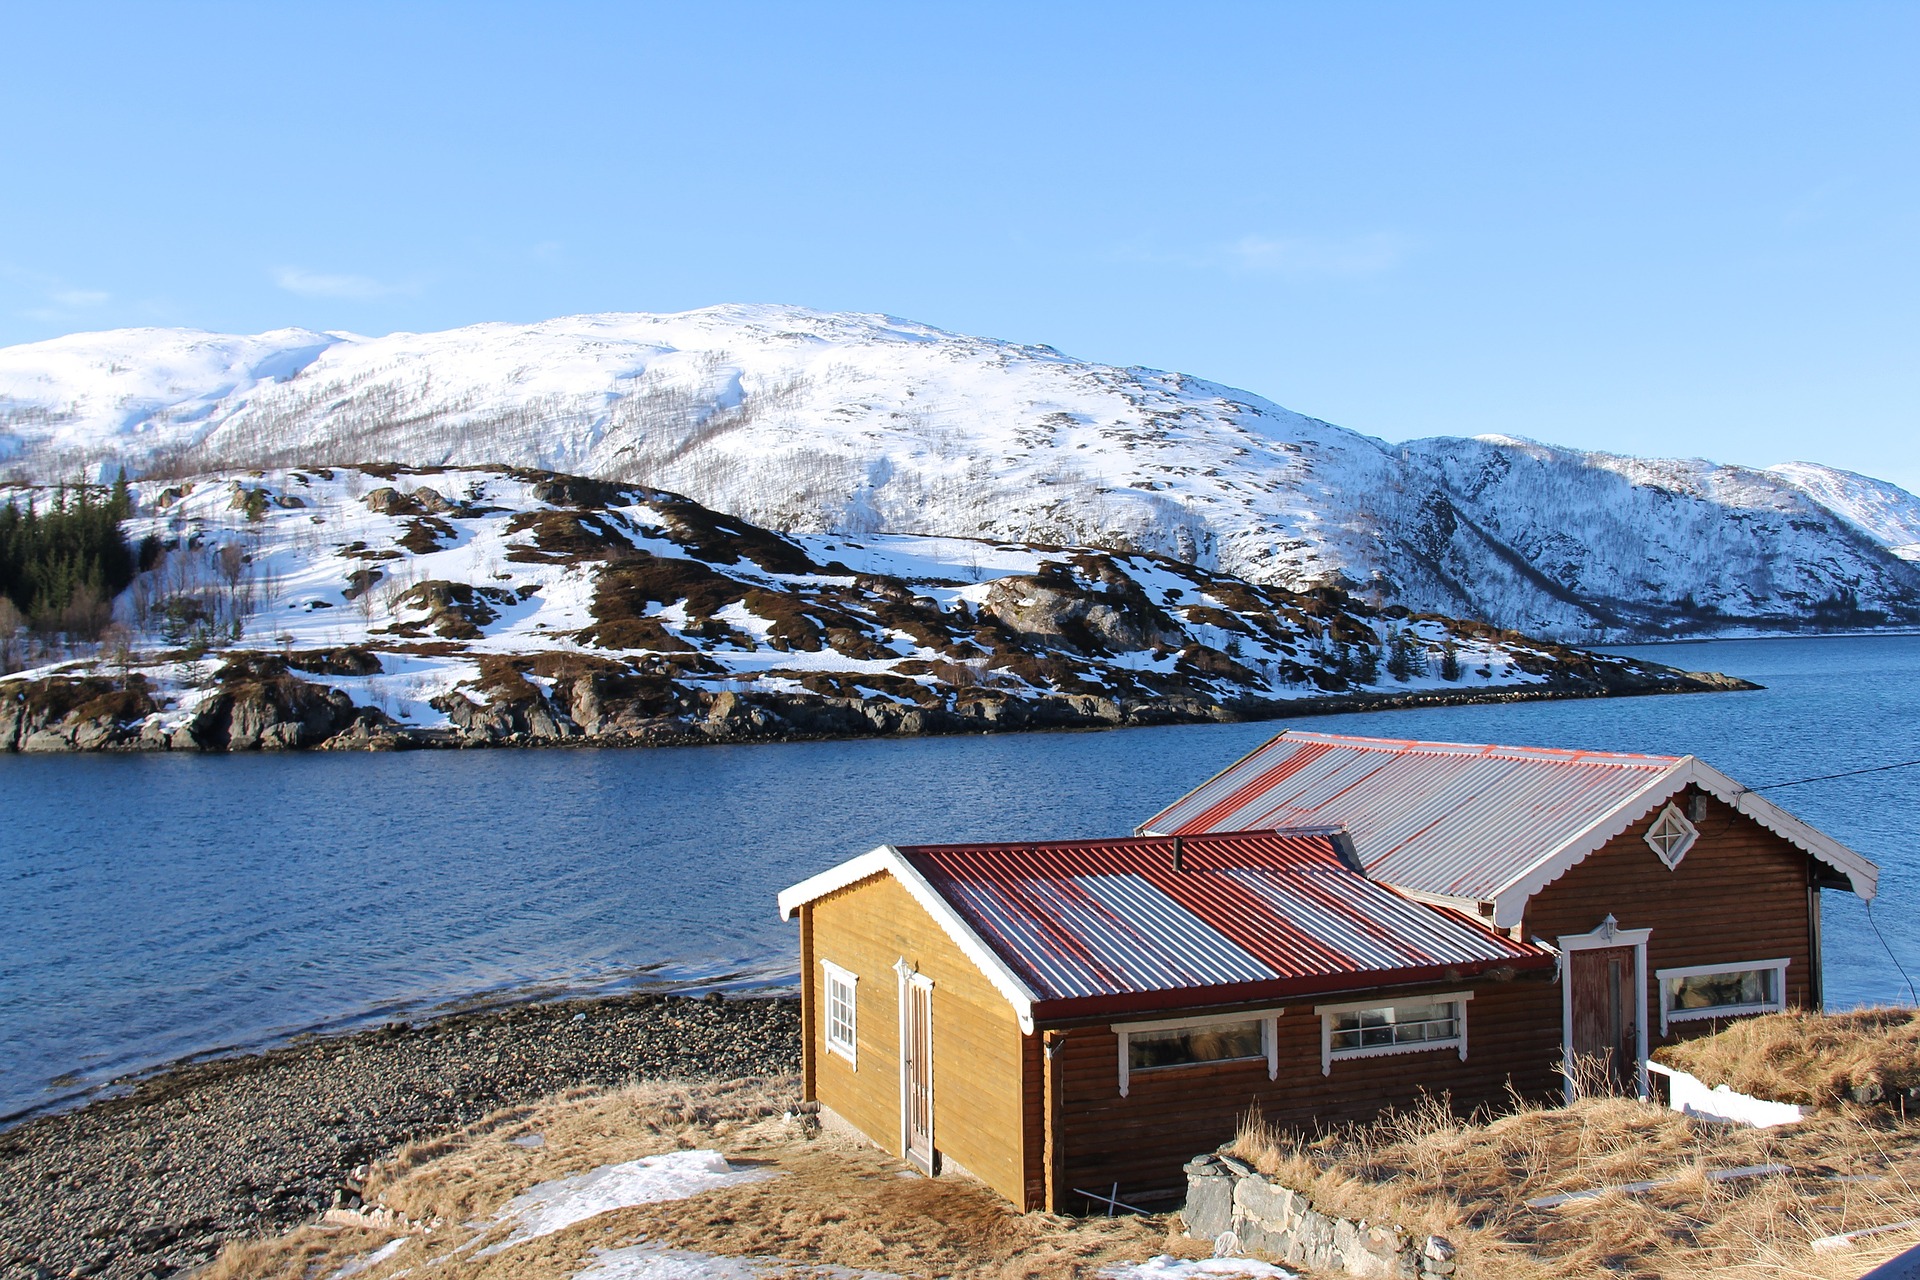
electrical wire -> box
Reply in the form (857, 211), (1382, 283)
(1722, 753), (1920, 1005)
(1866, 898), (1919, 1008)
(1747, 757), (1920, 793)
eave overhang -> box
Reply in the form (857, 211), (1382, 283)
(1024, 950), (1557, 1027)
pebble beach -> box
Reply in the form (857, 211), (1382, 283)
(0, 993), (801, 1280)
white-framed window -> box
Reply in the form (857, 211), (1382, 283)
(1315, 991), (1473, 1075)
(1644, 803), (1699, 869)
(1657, 958), (1788, 1033)
(821, 959), (858, 1067)
(1112, 1008), (1282, 1098)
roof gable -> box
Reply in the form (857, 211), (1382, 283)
(1139, 732), (1878, 927)
(778, 845), (1044, 1032)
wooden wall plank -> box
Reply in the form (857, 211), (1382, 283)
(1522, 789), (1819, 1052)
(1052, 977), (1561, 1205)
(809, 872), (1028, 1203)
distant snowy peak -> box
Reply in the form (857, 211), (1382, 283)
(0, 324), (352, 478)
(2, 305), (1918, 640)
(1767, 461), (1920, 561)
(1401, 433), (1920, 630)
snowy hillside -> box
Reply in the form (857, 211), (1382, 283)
(1764, 462), (1920, 562)
(1399, 435), (1920, 632)
(0, 467), (1727, 753)
(4, 305), (1916, 639)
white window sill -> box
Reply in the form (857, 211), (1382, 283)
(1128, 1053), (1267, 1077)
(1664, 1002), (1783, 1026)
(1325, 1038), (1466, 1074)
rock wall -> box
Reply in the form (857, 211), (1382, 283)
(1182, 1152), (1458, 1280)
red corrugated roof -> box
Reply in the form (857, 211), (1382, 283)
(897, 829), (1550, 1021)
(1139, 732), (1685, 903)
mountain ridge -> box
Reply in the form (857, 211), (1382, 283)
(0, 465), (1739, 754)
(5, 304), (1916, 641)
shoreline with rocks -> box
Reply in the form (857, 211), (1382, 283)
(2, 665), (1757, 755)
(0, 992), (801, 1280)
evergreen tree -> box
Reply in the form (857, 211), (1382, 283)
(1353, 640), (1380, 685)
(1385, 627), (1415, 681)
(0, 480), (137, 638)
(1439, 637), (1463, 681)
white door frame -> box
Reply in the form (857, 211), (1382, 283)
(895, 959), (935, 1174)
(1557, 915), (1652, 1103)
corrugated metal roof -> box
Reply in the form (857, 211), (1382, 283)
(897, 829), (1548, 1016)
(1139, 732), (1682, 902)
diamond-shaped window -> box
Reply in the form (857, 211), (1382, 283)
(1645, 802), (1698, 869)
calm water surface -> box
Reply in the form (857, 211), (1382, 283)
(3, 634), (1918, 1120)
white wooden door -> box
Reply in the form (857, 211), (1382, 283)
(900, 969), (934, 1174)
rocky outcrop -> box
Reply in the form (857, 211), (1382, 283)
(176, 656), (370, 750)
(388, 581), (516, 639)
(1183, 1152), (1458, 1279)
(1, 676), (159, 752)
(0, 660), (399, 754)
(982, 559), (1183, 654)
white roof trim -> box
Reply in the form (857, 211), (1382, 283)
(777, 848), (894, 920)
(1388, 885), (1492, 917)
(777, 845), (1040, 1034)
(1487, 756), (1878, 927)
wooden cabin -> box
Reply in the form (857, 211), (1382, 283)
(776, 733), (1878, 1212)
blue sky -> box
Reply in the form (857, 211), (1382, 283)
(3, 2), (1916, 488)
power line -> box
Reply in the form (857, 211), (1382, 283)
(1748, 757), (1920, 793)
(1733, 755), (1920, 1005)
(1867, 899), (1918, 1008)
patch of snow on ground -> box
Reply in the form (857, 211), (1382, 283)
(1097, 1257), (1296, 1280)
(574, 1242), (898, 1280)
(482, 1150), (776, 1254)
(328, 1237), (407, 1279)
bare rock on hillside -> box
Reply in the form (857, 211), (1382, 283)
(363, 487), (423, 516)
(983, 563), (1182, 654)
(0, 675), (158, 752)
(185, 657), (362, 750)
(430, 661), (583, 743)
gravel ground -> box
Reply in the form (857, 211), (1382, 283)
(0, 993), (800, 1280)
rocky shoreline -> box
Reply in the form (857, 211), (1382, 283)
(0, 993), (801, 1280)
(1, 662), (1757, 755)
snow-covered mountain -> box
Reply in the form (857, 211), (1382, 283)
(4, 304), (1916, 639)
(3, 466), (1724, 753)
(1399, 436), (1920, 633)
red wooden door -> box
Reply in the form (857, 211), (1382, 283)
(1568, 945), (1638, 1094)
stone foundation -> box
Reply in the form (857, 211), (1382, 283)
(1182, 1152), (1458, 1279)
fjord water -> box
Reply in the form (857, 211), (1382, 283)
(3, 635), (1918, 1121)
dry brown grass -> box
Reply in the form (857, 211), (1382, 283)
(1655, 1008), (1920, 1107)
(1229, 1087), (1920, 1279)
(190, 1224), (394, 1280)
(204, 1076), (1191, 1280)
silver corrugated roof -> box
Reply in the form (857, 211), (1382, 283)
(1139, 732), (1681, 901)
(899, 831), (1549, 1012)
